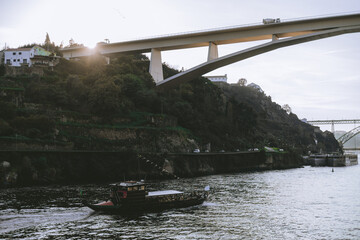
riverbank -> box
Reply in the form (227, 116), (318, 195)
(0, 150), (303, 187)
(306, 153), (358, 167)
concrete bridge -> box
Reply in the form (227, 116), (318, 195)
(61, 13), (360, 87)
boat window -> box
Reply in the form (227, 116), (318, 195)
(140, 186), (145, 190)
(128, 187), (133, 191)
(133, 186), (138, 191)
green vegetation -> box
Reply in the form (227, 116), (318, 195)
(0, 50), (340, 154)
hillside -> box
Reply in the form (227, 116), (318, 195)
(0, 53), (340, 154)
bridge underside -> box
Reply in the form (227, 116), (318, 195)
(60, 14), (360, 87)
(156, 25), (360, 88)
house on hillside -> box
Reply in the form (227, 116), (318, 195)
(204, 74), (227, 83)
(248, 82), (264, 93)
(4, 46), (58, 67)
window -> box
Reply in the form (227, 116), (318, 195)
(13, 52), (16, 55)
(23, 59), (27, 64)
(19, 52), (22, 55)
(13, 59), (16, 62)
(17, 59), (20, 62)
(6, 59), (10, 64)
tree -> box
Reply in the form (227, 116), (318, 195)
(0, 119), (13, 136)
(43, 32), (58, 52)
(0, 101), (16, 120)
(44, 32), (51, 51)
(69, 38), (75, 46)
(0, 64), (5, 76)
(45, 33), (51, 46)
(88, 77), (129, 115)
(237, 78), (247, 86)
(68, 38), (84, 48)
(282, 104), (292, 114)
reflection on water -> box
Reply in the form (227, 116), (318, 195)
(1, 165), (360, 239)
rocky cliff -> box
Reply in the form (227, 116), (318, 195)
(0, 150), (302, 187)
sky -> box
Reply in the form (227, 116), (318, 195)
(1, 0), (360, 132)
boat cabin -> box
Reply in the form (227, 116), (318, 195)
(109, 181), (187, 205)
(110, 181), (146, 204)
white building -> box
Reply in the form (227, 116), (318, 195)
(204, 74), (227, 83)
(247, 82), (264, 92)
(4, 46), (53, 67)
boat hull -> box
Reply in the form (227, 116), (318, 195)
(85, 198), (206, 214)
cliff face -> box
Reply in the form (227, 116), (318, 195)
(0, 151), (303, 187)
(0, 53), (340, 155)
(59, 125), (197, 153)
(219, 83), (340, 154)
(0, 106), (198, 153)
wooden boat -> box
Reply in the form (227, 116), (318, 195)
(84, 181), (209, 214)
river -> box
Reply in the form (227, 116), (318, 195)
(1, 165), (359, 239)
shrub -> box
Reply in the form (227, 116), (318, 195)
(0, 118), (13, 136)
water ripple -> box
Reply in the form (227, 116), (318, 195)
(1, 165), (360, 239)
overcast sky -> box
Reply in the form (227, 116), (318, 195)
(1, 0), (360, 132)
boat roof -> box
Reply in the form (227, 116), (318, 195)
(110, 181), (145, 187)
(147, 190), (183, 197)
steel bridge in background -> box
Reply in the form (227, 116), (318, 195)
(308, 119), (360, 146)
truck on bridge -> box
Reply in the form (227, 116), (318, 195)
(263, 18), (281, 24)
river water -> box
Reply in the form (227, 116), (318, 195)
(1, 165), (359, 239)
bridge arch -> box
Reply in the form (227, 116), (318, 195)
(337, 126), (360, 145)
(157, 25), (360, 87)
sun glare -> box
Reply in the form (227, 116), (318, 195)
(87, 43), (97, 49)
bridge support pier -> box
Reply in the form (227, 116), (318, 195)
(272, 34), (279, 41)
(207, 42), (218, 61)
(104, 56), (110, 65)
(149, 48), (164, 83)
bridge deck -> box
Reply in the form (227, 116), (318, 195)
(307, 119), (360, 125)
(61, 13), (360, 58)
(156, 25), (360, 87)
